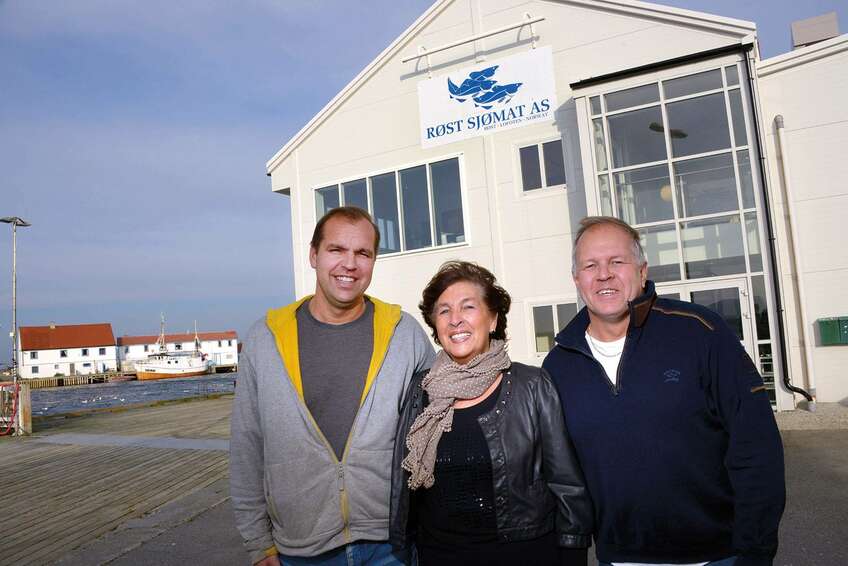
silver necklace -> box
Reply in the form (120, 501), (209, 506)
(586, 332), (625, 358)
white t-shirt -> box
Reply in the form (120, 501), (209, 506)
(585, 333), (710, 566)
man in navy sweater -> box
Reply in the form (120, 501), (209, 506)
(543, 216), (784, 566)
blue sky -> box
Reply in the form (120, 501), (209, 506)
(1, 0), (845, 365)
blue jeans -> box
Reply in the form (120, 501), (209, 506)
(599, 558), (736, 566)
(278, 541), (414, 566)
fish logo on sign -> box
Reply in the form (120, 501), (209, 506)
(447, 65), (523, 110)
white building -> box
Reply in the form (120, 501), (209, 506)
(18, 323), (118, 378)
(117, 331), (239, 373)
(266, 0), (847, 410)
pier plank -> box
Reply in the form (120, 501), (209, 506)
(0, 396), (234, 566)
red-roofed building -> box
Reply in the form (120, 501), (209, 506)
(117, 330), (238, 372)
(18, 323), (118, 378)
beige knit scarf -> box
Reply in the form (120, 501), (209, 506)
(402, 339), (511, 490)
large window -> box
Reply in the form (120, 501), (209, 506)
(314, 157), (465, 255)
(532, 302), (578, 354)
(520, 139), (566, 191)
(590, 64), (760, 285)
(589, 63), (776, 399)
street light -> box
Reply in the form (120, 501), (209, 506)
(1, 216), (31, 391)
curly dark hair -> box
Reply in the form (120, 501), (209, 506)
(419, 261), (511, 345)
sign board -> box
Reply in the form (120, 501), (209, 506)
(417, 46), (557, 148)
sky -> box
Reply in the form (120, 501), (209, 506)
(1, 0), (845, 365)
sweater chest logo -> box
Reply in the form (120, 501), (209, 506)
(663, 369), (681, 383)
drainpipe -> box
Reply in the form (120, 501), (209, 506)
(774, 114), (816, 410)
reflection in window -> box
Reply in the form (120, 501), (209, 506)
(590, 95), (602, 115)
(737, 150), (756, 208)
(598, 175), (613, 216)
(608, 106), (667, 168)
(543, 140), (566, 187)
(342, 179), (368, 211)
(681, 215), (745, 278)
(639, 224), (680, 282)
(663, 69), (722, 99)
(371, 172), (400, 253)
(745, 212), (763, 272)
(614, 165), (673, 225)
(674, 153), (737, 217)
(430, 159), (465, 245)
(725, 65), (739, 86)
(728, 90), (747, 147)
(315, 185), (339, 218)
(399, 165), (432, 251)
(520, 145), (542, 191)
(752, 275), (770, 340)
(605, 83), (659, 112)
(666, 93), (731, 157)
(593, 119), (608, 171)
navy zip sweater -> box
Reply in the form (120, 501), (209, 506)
(543, 281), (785, 565)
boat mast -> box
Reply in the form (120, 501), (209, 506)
(156, 313), (167, 353)
(193, 320), (201, 352)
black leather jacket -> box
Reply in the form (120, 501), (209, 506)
(389, 362), (593, 549)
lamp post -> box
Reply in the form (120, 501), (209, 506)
(1, 216), (31, 391)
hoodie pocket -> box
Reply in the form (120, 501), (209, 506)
(264, 462), (342, 543)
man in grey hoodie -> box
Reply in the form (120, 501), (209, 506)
(230, 206), (435, 566)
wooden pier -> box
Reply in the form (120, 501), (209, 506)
(0, 395), (233, 565)
(20, 372), (137, 390)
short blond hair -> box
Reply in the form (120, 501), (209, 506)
(571, 216), (646, 275)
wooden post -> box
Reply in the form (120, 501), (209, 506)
(18, 382), (31, 435)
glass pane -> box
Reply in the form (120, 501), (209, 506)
(681, 215), (746, 278)
(758, 344), (776, 404)
(752, 275), (770, 340)
(590, 95), (602, 115)
(430, 158), (465, 245)
(674, 153), (738, 217)
(315, 185), (339, 219)
(592, 119), (608, 171)
(737, 150), (756, 208)
(691, 287), (743, 340)
(556, 303), (578, 331)
(605, 83), (659, 112)
(399, 165), (432, 251)
(533, 306), (555, 353)
(371, 172), (400, 254)
(728, 89), (748, 147)
(613, 164), (673, 225)
(608, 106), (667, 168)
(659, 292), (681, 301)
(666, 93), (731, 157)
(599, 175), (613, 216)
(520, 145), (542, 191)
(639, 224), (681, 283)
(745, 212), (763, 272)
(342, 179), (367, 210)
(543, 140), (566, 187)
(663, 69), (722, 99)
(725, 65), (739, 86)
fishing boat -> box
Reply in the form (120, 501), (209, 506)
(135, 317), (212, 381)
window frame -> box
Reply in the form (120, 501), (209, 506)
(310, 153), (470, 258)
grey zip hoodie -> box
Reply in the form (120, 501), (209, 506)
(229, 296), (434, 563)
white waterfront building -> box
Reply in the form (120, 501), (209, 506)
(17, 323), (118, 378)
(117, 331), (239, 373)
(267, 0), (847, 410)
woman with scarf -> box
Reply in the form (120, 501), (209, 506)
(390, 261), (593, 566)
